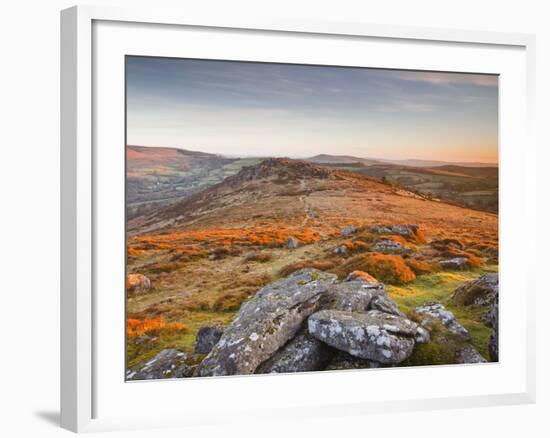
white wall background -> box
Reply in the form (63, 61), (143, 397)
(0, 1), (547, 437)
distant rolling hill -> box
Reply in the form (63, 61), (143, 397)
(126, 145), (262, 219)
(305, 154), (497, 168)
(306, 154), (382, 166)
(308, 160), (498, 213)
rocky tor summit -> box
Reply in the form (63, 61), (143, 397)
(127, 268), (497, 380)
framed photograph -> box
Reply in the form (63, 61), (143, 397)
(61, 5), (536, 433)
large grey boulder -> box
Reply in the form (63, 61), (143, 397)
(451, 274), (498, 307)
(325, 351), (385, 370)
(126, 349), (193, 380)
(415, 302), (470, 340)
(308, 309), (423, 364)
(194, 325), (225, 354)
(320, 279), (386, 313)
(256, 328), (334, 374)
(195, 269), (337, 376)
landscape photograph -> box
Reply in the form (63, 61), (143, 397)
(125, 56), (499, 380)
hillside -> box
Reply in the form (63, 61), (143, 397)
(127, 157), (497, 239)
(126, 145), (261, 219)
(317, 161), (498, 213)
(126, 157), (498, 374)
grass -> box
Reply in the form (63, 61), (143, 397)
(126, 311), (235, 369)
(388, 264), (498, 362)
(244, 251), (273, 263)
(279, 258), (338, 277)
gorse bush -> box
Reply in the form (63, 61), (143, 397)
(404, 258), (439, 275)
(126, 317), (188, 337)
(334, 252), (416, 285)
(244, 251), (273, 263)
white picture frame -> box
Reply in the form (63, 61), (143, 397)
(60, 5), (537, 433)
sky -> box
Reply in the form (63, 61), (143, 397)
(126, 56), (498, 163)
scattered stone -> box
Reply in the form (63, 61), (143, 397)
(439, 257), (470, 270)
(341, 226), (357, 236)
(126, 349), (193, 380)
(370, 224), (419, 239)
(194, 325), (225, 354)
(126, 273), (151, 293)
(369, 294), (406, 317)
(308, 309), (421, 364)
(455, 345), (487, 364)
(325, 351), (385, 370)
(256, 328), (334, 374)
(333, 245), (347, 255)
(371, 239), (412, 254)
(195, 269), (337, 376)
(450, 274), (498, 307)
(415, 302), (470, 340)
(287, 236), (299, 249)
(442, 257), (469, 270)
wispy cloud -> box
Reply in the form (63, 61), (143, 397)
(126, 57), (498, 162)
(390, 71), (498, 87)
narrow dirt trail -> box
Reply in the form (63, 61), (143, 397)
(299, 179), (315, 227)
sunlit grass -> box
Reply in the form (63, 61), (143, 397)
(388, 264), (497, 361)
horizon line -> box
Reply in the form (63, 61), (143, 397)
(126, 144), (498, 166)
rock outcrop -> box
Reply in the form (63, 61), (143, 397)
(126, 349), (193, 380)
(320, 278), (385, 313)
(129, 263), (496, 378)
(415, 302), (470, 340)
(308, 309), (424, 364)
(450, 274), (498, 306)
(195, 269), (337, 376)
(256, 328), (334, 374)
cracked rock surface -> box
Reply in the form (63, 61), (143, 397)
(195, 269), (337, 376)
(308, 309), (422, 364)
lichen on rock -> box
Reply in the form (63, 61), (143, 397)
(308, 309), (422, 364)
(195, 269), (337, 376)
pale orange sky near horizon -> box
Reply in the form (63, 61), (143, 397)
(127, 57), (498, 164)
